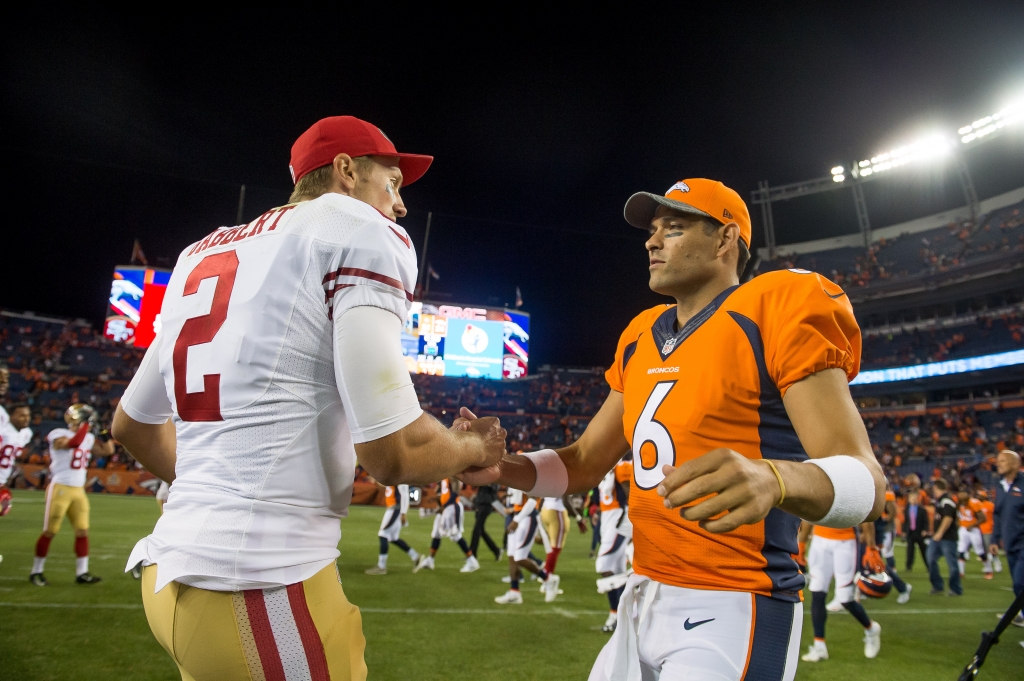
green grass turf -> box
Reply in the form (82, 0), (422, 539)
(0, 489), (1021, 680)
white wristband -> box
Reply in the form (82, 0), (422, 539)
(523, 449), (568, 498)
(805, 456), (876, 528)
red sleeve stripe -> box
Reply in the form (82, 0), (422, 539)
(322, 267), (413, 301)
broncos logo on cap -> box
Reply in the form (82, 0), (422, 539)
(666, 181), (690, 194)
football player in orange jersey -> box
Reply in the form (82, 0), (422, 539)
(414, 478), (479, 573)
(365, 485), (421, 575)
(459, 178), (885, 680)
(956, 488), (991, 578)
(798, 520), (882, 662)
(594, 456), (633, 632)
(977, 489), (1002, 573)
(495, 488), (560, 604)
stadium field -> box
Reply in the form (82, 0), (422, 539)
(0, 490), (1020, 680)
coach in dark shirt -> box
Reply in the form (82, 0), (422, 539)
(927, 479), (962, 596)
(902, 474), (931, 571)
(469, 484), (504, 560)
(990, 450), (1024, 606)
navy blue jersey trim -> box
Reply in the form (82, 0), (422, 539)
(622, 338), (639, 374)
(729, 311), (807, 601)
(744, 595), (796, 680)
(651, 285), (739, 361)
(383, 507), (402, 530)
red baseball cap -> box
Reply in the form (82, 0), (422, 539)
(289, 116), (433, 186)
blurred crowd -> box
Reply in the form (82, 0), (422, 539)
(758, 200), (1024, 288)
(861, 310), (1023, 369)
(2, 302), (1022, 486)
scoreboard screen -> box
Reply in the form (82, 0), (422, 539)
(103, 266), (171, 348)
(102, 267), (531, 380)
(402, 302), (530, 380)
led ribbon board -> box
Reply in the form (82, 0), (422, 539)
(850, 349), (1024, 386)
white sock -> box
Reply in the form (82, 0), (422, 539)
(958, 559), (965, 575)
(377, 554), (388, 569)
(32, 557), (46, 574)
(76, 557), (89, 576)
(408, 548), (420, 562)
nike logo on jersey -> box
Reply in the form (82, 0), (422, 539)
(388, 226), (411, 249)
(683, 617), (714, 630)
(826, 291), (847, 299)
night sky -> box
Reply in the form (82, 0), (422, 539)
(4, 6), (1024, 367)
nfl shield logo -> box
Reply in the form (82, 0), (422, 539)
(661, 337), (677, 354)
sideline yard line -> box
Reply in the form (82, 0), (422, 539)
(0, 602), (1004, 617)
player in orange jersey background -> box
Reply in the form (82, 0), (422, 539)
(461, 178), (886, 680)
(977, 489), (1002, 573)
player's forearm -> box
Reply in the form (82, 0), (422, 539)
(492, 443), (609, 495)
(111, 407), (176, 482)
(356, 412), (494, 485)
(771, 452), (885, 523)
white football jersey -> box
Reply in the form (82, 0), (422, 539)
(0, 423), (31, 486)
(47, 428), (95, 487)
(122, 193), (419, 592)
(0, 405), (9, 430)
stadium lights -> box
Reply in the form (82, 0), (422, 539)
(959, 97), (1024, 144)
(830, 165), (845, 182)
(851, 134), (952, 179)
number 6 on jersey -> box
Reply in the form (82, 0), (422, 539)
(632, 380), (677, 489)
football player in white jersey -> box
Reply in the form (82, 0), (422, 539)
(30, 404), (114, 586)
(0, 404), (33, 503)
(365, 484), (420, 575)
(111, 115), (507, 681)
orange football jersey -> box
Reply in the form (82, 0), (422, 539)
(384, 485), (397, 508)
(439, 479), (455, 507)
(958, 498), (984, 527)
(813, 526), (856, 541)
(979, 500), (995, 534)
(605, 270), (860, 602)
(599, 459), (634, 512)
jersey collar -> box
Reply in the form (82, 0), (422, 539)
(651, 285), (739, 362)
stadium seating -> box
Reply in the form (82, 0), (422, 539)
(755, 199), (1024, 287)
(2, 306), (1021, 492)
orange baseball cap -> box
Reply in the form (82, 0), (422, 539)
(623, 178), (751, 247)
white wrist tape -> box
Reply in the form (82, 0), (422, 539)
(523, 449), (568, 498)
(805, 456), (876, 528)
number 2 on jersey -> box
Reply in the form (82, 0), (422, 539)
(172, 250), (239, 422)
(632, 381), (677, 490)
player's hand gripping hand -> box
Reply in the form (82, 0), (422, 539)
(862, 545), (885, 573)
(454, 407), (505, 485)
(656, 448), (782, 534)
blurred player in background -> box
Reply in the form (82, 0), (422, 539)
(414, 477), (479, 573)
(799, 521), (882, 662)
(366, 484), (420, 574)
(0, 404), (32, 512)
(957, 488), (992, 578)
(876, 482), (912, 603)
(494, 489), (560, 604)
(30, 403), (114, 586)
(539, 493), (586, 583)
(111, 116), (507, 681)
(594, 456), (633, 633)
(462, 178), (885, 680)
(977, 489), (1001, 573)
(0, 404), (32, 566)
